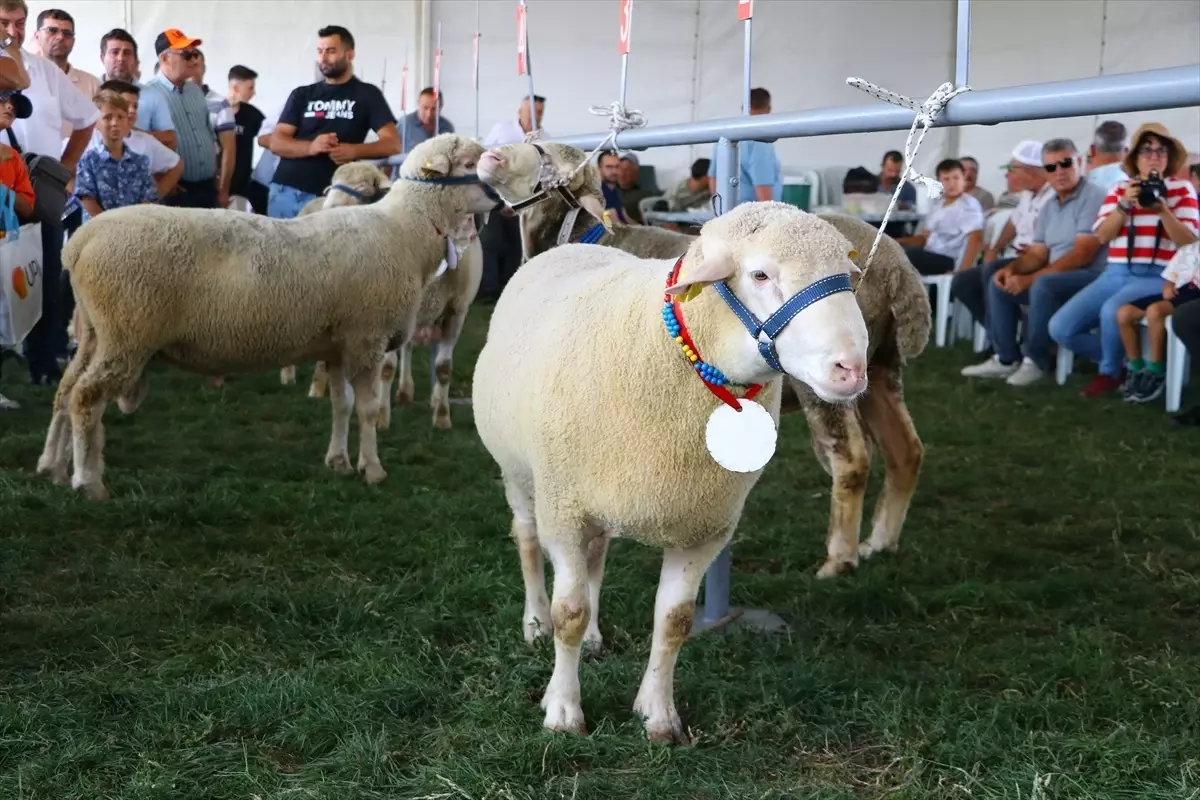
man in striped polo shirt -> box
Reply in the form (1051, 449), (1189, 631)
(137, 28), (221, 209)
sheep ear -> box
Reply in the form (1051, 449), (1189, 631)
(420, 154), (452, 178)
(579, 194), (606, 225)
(664, 239), (736, 297)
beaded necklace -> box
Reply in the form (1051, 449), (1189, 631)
(661, 256), (764, 412)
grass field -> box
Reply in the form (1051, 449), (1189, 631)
(1, 307), (1197, 800)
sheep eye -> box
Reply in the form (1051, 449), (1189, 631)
(751, 271), (770, 282)
(465, 161), (477, 169)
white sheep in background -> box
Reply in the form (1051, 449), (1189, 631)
(36, 134), (501, 500)
(472, 200), (870, 743)
(279, 160), (395, 389)
(480, 142), (931, 579)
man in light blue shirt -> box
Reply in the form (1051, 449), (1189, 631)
(399, 87), (454, 157)
(1085, 120), (1128, 194)
(707, 87), (781, 205)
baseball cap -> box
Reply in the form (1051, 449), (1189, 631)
(0, 90), (32, 120)
(155, 28), (202, 56)
(1010, 140), (1043, 168)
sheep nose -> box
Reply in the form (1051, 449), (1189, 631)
(480, 150), (504, 167)
(831, 360), (867, 389)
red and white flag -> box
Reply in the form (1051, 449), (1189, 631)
(517, 0), (528, 75)
(618, 0), (633, 55)
(738, 0), (753, 21)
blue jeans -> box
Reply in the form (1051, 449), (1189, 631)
(268, 183), (318, 219)
(1047, 262), (1165, 377)
(987, 268), (1100, 370)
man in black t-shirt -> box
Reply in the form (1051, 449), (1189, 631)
(225, 64), (266, 213)
(266, 25), (400, 218)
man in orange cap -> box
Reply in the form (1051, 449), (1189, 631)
(137, 28), (224, 209)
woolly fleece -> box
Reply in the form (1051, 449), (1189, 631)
(473, 201), (865, 552)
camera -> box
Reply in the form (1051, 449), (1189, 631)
(1137, 170), (1166, 208)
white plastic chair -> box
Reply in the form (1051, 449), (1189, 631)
(920, 274), (956, 347)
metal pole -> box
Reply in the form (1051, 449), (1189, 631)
(474, 0), (481, 139)
(523, 6), (538, 134)
(955, 0), (971, 87)
(742, 16), (752, 115)
(546, 65), (1200, 151)
(435, 23), (442, 136)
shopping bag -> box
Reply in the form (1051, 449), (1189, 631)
(0, 184), (45, 347)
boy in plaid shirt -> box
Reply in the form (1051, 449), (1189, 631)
(73, 90), (158, 222)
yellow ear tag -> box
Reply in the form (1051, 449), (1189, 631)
(678, 282), (705, 303)
(424, 161), (433, 168)
(848, 249), (859, 260)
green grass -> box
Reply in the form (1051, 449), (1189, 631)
(1, 307), (1197, 800)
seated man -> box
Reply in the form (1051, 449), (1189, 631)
(877, 149), (917, 207)
(895, 158), (984, 275)
(665, 157), (711, 211)
(598, 149), (633, 224)
(961, 138), (1108, 385)
(951, 140), (1051, 328)
(618, 154), (652, 223)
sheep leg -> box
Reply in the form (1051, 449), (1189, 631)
(37, 325), (97, 484)
(539, 532), (592, 735)
(308, 361), (329, 398)
(583, 535), (608, 653)
(857, 367), (924, 559)
(505, 475), (551, 644)
(394, 341), (414, 406)
(634, 532), (732, 745)
(280, 365), (296, 385)
(801, 399), (871, 579)
(349, 367), (386, 484)
(377, 351), (398, 430)
(68, 351), (147, 500)
(324, 363), (355, 475)
(431, 310), (468, 429)
(116, 370), (149, 414)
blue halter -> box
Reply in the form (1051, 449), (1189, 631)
(402, 173), (503, 204)
(329, 183), (385, 204)
(712, 273), (855, 373)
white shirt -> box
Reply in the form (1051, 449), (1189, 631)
(251, 103), (285, 187)
(1009, 183), (1055, 252)
(9, 49), (98, 157)
(61, 64), (101, 138)
(85, 128), (180, 174)
(483, 119), (547, 147)
(920, 193), (985, 263)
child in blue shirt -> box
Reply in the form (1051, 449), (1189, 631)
(74, 90), (158, 223)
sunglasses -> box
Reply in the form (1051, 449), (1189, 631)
(1138, 145), (1169, 157)
(1043, 157), (1076, 173)
(174, 49), (201, 60)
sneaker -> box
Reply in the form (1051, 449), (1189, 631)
(1005, 358), (1046, 386)
(1081, 371), (1126, 397)
(0, 392), (18, 410)
(1122, 370), (1145, 401)
(1128, 370), (1165, 404)
(961, 355), (1019, 379)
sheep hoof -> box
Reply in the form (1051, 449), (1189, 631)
(432, 409), (452, 429)
(635, 695), (688, 745)
(582, 632), (604, 657)
(280, 366), (296, 385)
(859, 536), (900, 560)
(395, 388), (413, 406)
(360, 462), (387, 484)
(325, 452), (354, 475)
(74, 480), (109, 501)
(308, 381), (326, 398)
(816, 558), (857, 579)
(377, 410), (391, 430)
(541, 697), (587, 736)
(524, 617), (553, 646)
(37, 457), (70, 485)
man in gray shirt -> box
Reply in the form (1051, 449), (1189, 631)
(961, 137), (1108, 386)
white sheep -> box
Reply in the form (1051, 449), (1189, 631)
(480, 141), (931, 579)
(471, 200), (870, 743)
(35, 134), (501, 500)
(279, 161), (394, 388)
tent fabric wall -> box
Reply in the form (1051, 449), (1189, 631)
(20, 0), (1200, 203)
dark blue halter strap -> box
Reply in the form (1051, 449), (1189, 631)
(402, 173), (502, 202)
(330, 183), (382, 203)
(576, 223), (606, 244)
(712, 273), (854, 372)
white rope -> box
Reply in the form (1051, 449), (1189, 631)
(844, 78), (972, 275)
(564, 101), (648, 179)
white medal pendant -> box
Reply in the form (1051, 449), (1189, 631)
(433, 236), (459, 278)
(705, 399), (778, 473)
